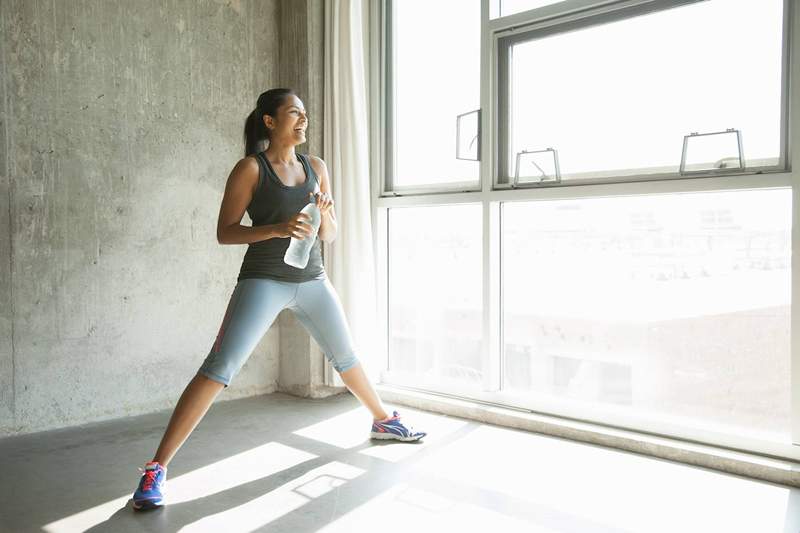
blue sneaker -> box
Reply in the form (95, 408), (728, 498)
(370, 410), (427, 442)
(132, 461), (167, 510)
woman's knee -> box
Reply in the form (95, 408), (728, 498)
(196, 369), (230, 388)
(333, 355), (361, 373)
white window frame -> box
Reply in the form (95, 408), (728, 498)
(368, 0), (799, 461)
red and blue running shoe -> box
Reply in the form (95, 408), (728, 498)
(132, 461), (167, 510)
(370, 410), (427, 442)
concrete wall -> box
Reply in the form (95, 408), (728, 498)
(0, 0), (328, 437)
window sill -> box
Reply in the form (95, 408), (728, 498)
(374, 383), (800, 488)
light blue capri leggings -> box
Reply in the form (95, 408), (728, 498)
(197, 277), (361, 387)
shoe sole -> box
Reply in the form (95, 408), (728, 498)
(370, 431), (425, 442)
(132, 498), (163, 511)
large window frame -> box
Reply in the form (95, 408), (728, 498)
(495, 0), (790, 187)
(369, 0), (799, 462)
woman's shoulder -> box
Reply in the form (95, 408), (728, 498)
(238, 152), (263, 168)
(301, 153), (323, 164)
(229, 154), (263, 193)
(231, 153), (262, 175)
(302, 154), (328, 177)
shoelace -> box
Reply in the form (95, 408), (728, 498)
(138, 467), (160, 491)
(393, 417), (420, 435)
(376, 413), (423, 435)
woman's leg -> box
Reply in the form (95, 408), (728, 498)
(289, 278), (390, 421)
(150, 279), (294, 467)
(152, 373), (224, 467)
(338, 363), (391, 421)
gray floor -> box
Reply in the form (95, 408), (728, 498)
(2, 391), (799, 533)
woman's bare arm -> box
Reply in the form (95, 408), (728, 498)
(308, 155), (338, 243)
(216, 156), (281, 245)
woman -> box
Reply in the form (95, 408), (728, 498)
(132, 88), (426, 511)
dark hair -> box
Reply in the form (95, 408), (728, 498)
(243, 88), (297, 157)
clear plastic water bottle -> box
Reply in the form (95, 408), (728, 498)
(284, 195), (321, 269)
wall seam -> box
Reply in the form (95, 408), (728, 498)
(1, 1), (16, 428)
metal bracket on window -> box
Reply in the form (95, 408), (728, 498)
(513, 148), (561, 187)
(679, 128), (745, 175)
(456, 109), (481, 161)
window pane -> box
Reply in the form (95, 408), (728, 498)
(502, 189), (791, 442)
(507, 0), (783, 181)
(395, 0), (481, 188)
(491, 0), (563, 19)
(389, 205), (484, 387)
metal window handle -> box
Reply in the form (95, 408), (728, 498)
(679, 128), (745, 175)
(514, 147), (561, 187)
(456, 109), (481, 161)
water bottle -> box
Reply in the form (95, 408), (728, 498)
(284, 194), (321, 269)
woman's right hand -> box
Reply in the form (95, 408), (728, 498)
(276, 213), (313, 240)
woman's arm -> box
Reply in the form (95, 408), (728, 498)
(309, 156), (338, 243)
(216, 156), (282, 244)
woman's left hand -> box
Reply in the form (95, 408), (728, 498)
(310, 192), (334, 217)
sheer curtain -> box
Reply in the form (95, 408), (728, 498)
(322, 0), (379, 385)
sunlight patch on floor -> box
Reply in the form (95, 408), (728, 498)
(411, 424), (793, 532)
(293, 408), (369, 448)
(178, 461), (365, 532)
(318, 482), (553, 533)
(42, 441), (316, 532)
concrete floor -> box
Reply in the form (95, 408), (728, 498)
(1, 392), (798, 533)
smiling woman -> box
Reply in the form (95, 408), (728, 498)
(233, 90), (329, 282)
(129, 88), (427, 512)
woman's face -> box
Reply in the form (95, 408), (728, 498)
(265, 95), (307, 146)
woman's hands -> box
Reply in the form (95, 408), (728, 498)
(276, 213), (314, 240)
(274, 193), (333, 240)
(310, 191), (334, 217)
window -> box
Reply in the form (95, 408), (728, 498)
(390, 0), (481, 191)
(388, 204), (485, 387)
(498, 0), (785, 185)
(503, 188), (791, 441)
(376, 0), (795, 460)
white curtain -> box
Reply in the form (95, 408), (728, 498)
(322, 0), (379, 385)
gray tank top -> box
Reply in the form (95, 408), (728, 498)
(237, 151), (326, 283)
